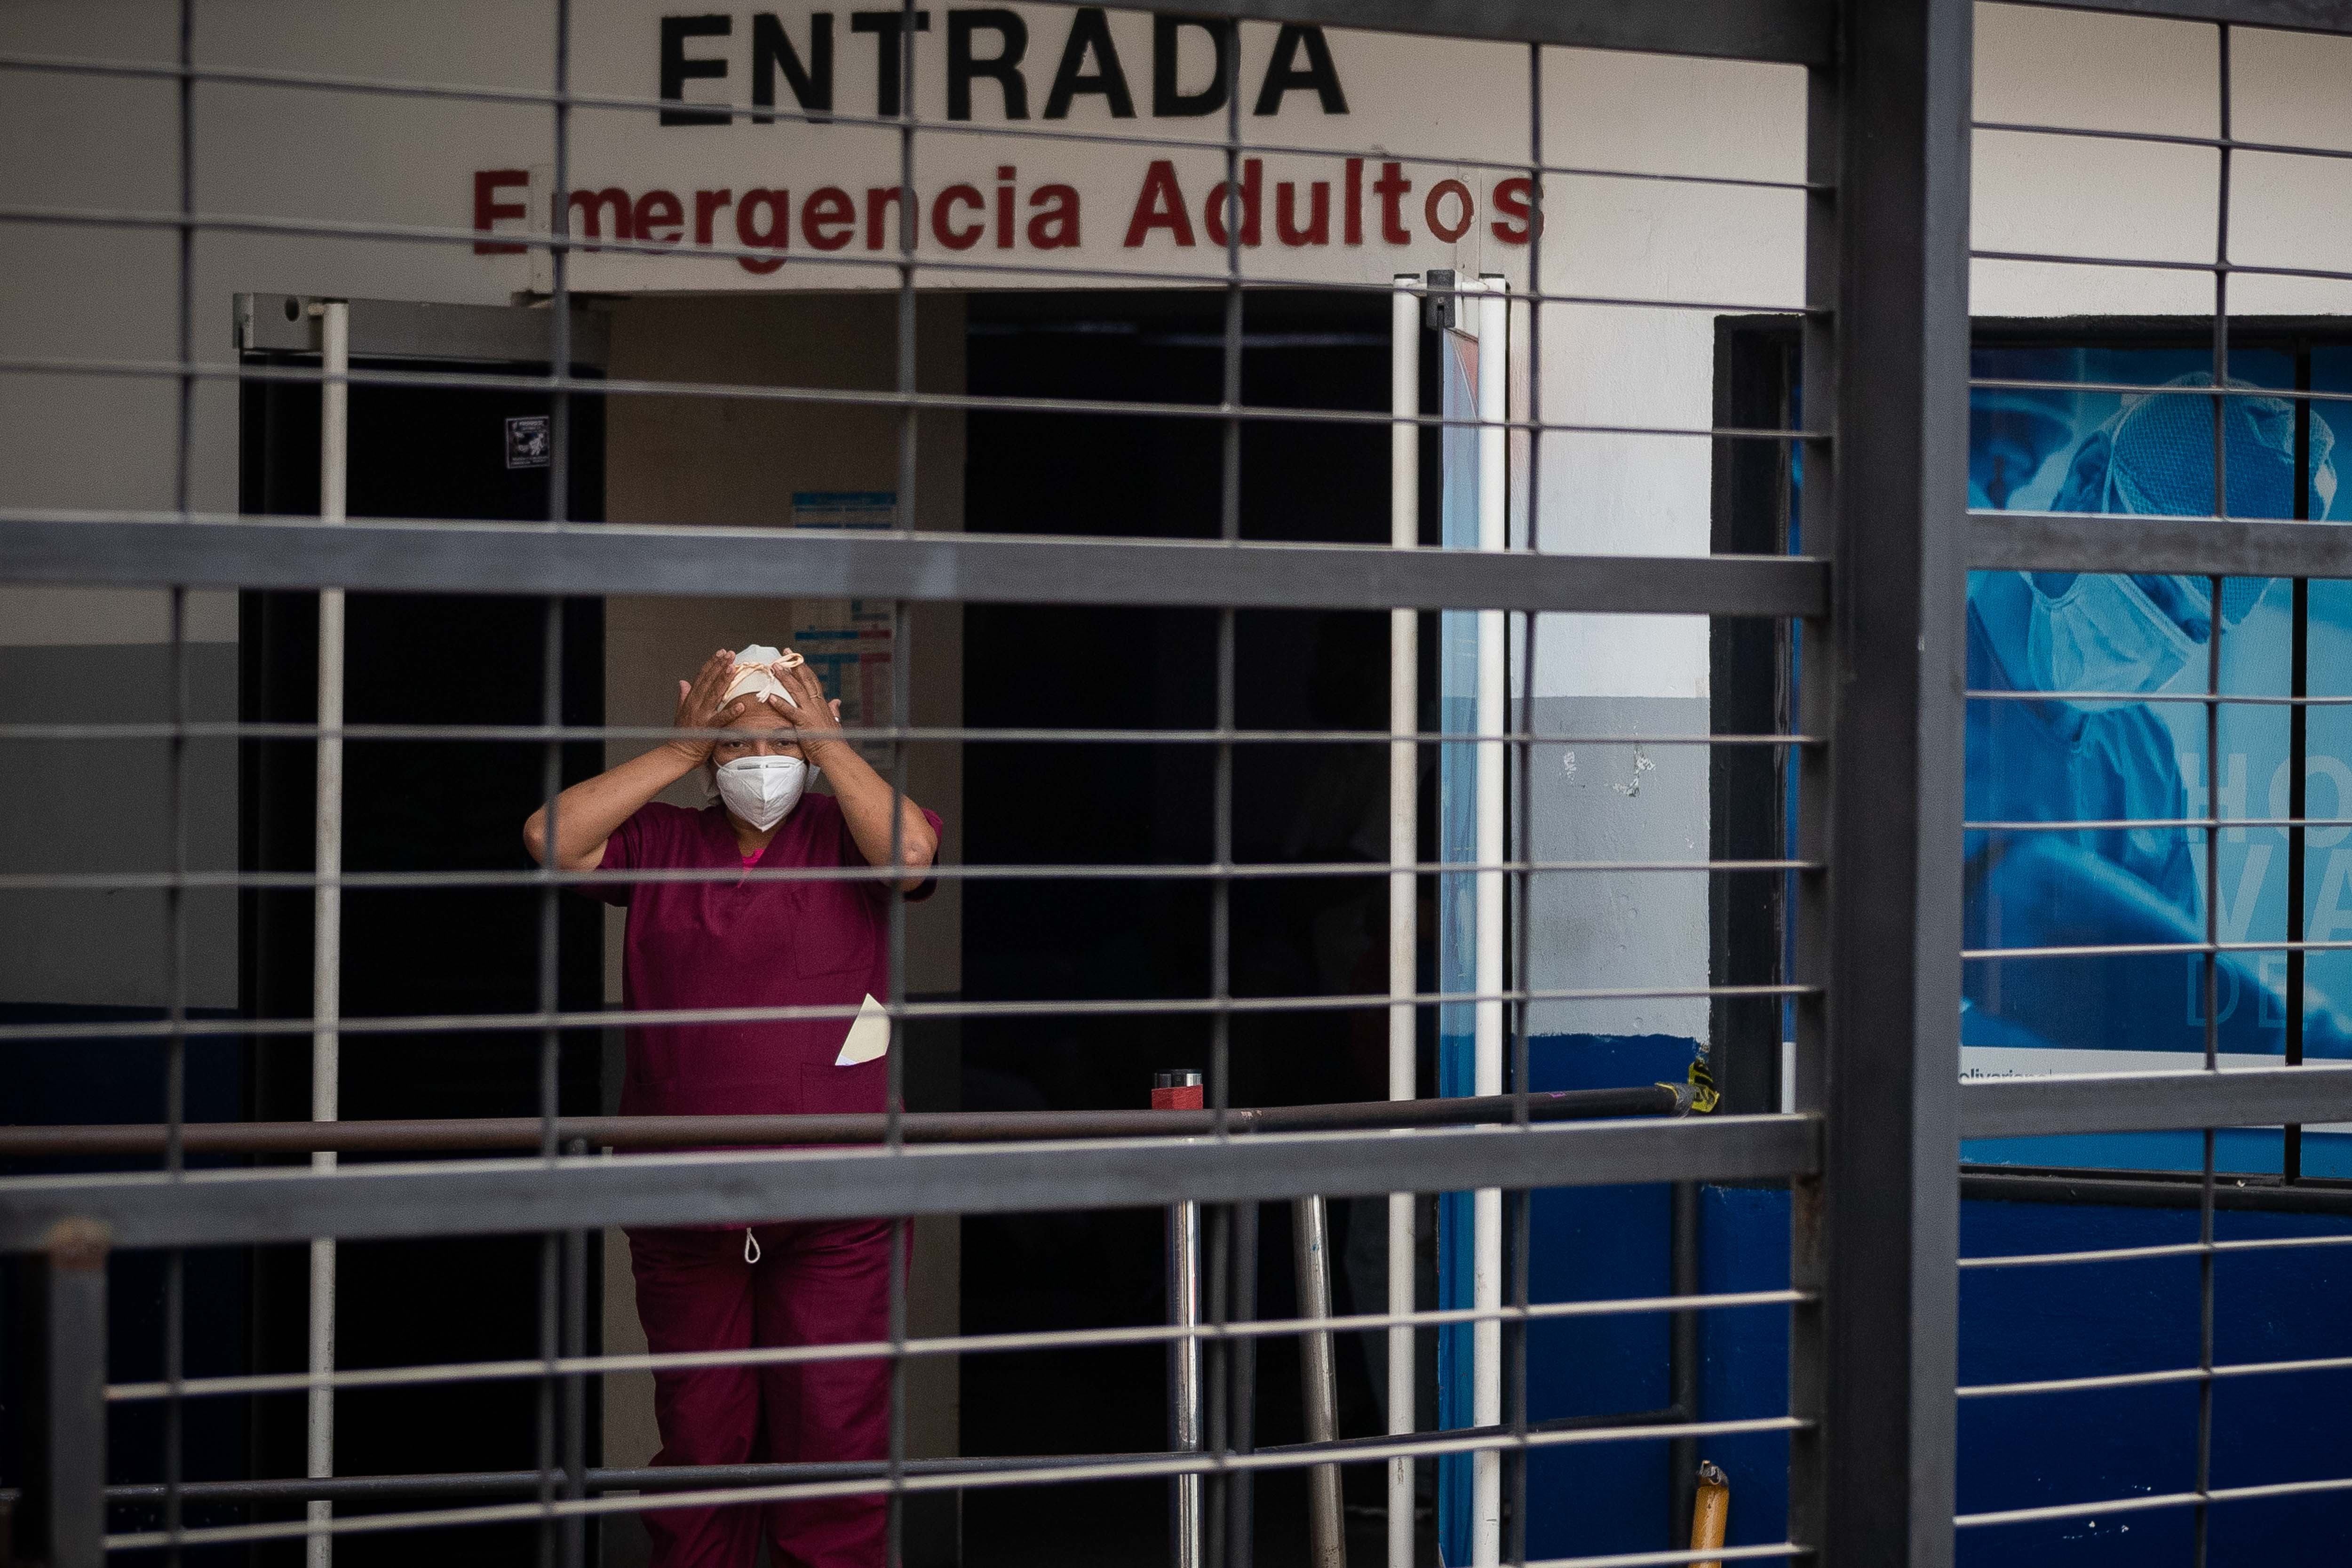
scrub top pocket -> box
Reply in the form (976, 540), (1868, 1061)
(801, 1056), (889, 1116)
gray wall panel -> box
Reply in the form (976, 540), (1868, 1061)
(0, 643), (238, 1009)
(1523, 694), (1711, 1042)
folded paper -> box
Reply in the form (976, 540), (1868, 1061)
(834, 993), (891, 1066)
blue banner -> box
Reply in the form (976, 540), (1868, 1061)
(1967, 347), (2351, 1066)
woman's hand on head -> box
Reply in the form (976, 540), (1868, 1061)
(667, 649), (745, 763)
(763, 661), (845, 751)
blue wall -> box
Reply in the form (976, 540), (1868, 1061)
(1454, 1035), (2352, 1563)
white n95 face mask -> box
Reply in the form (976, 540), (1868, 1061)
(2024, 572), (2200, 703)
(715, 755), (808, 831)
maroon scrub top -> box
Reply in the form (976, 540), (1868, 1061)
(590, 794), (940, 1119)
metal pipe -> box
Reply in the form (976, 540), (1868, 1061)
(1961, 1167), (2352, 1215)
(0, 1086), (1684, 1159)
(1669, 1183), (1701, 1537)
(310, 295), (349, 1568)
(1171, 1197), (1203, 1568)
(50, 1404), (1703, 1511)
(1292, 1195), (1345, 1568)
(1388, 268), (1422, 1568)
(1472, 272), (1511, 1568)
(1228, 1199), (1261, 1568)
(1160, 1069), (1205, 1568)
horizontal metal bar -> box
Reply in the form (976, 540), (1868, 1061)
(1996, 0), (2352, 40)
(1959, 1233), (2352, 1271)
(1972, 374), (2352, 406)
(0, 50), (1828, 186)
(1027, 0), (1834, 64)
(1971, 510), (2352, 580)
(1958, 1366), (2208, 1400)
(1966, 816), (2347, 833)
(1971, 120), (2352, 166)
(1963, 939), (2352, 959)
(1956, 1471), (2352, 1533)
(1959, 1065), (2352, 1140)
(0, 1114), (1817, 1250)
(98, 1415), (1812, 1552)
(1526, 1548), (1807, 1568)
(1962, 1164), (2352, 1216)
(0, 1085), (1686, 1159)
(0, 353), (1825, 447)
(1964, 941), (2220, 962)
(0, 720), (1819, 748)
(110, 1289), (1808, 1404)
(0, 513), (1829, 617)
(1965, 690), (2352, 708)
(0, 982), (1818, 1045)
(0, 858), (1819, 896)
(1971, 246), (2352, 288)
(80, 1401), (1708, 1509)
(1959, 1348), (2352, 1402)
(0, 203), (1815, 318)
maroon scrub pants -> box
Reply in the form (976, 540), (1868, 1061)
(628, 1219), (894, 1568)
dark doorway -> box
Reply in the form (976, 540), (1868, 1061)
(238, 325), (606, 1563)
(957, 289), (1430, 1565)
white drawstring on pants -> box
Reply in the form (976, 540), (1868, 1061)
(743, 1229), (761, 1265)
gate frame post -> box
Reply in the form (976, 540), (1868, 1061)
(12, 1218), (111, 1568)
(1792, 2), (1971, 1564)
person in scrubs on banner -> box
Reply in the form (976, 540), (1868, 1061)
(525, 644), (939, 1568)
(1966, 374), (2352, 1058)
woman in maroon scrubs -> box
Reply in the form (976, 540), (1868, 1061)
(525, 646), (939, 1568)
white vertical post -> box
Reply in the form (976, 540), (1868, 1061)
(1168, 1197), (1202, 1568)
(1387, 272), (1421, 1568)
(310, 298), (348, 1568)
(1472, 276), (1510, 1568)
(1160, 1068), (1204, 1568)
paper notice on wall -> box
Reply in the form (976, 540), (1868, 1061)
(790, 492), (898, 771)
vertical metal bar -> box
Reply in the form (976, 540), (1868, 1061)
(1387, 268), (1421, 1568)
(1507, 51), (1544, 1563)
(2288, 567), (2308, 1175)
(1471, 274), (1509, 1568)
(162, 5), (196, 1559)
(2196, 35), (2229, 1535)
(1204, 1200), (1233, 1568)
(1214, 33), (1251, 1561)
(540, 3), (579, 1559)
(162, 623), (188, 1568)
(1668, 1182), (1701, 1538)
(2288, 341), (2311, 1182)
(536, 1232), (560, 1568)
(2195, 33), (2233, 1549)
(1784, 54), (1839, 1568)
(1227, 1198), (1260, 1568)
(308, 294), (349, 1568)
(2195, 573), (2221, 1568)
(15, 1220), (111, 1568)
(1212, 19), (1241, 1136)
(1161, 1065), (1207, 1568)
(1805, 4), (1970, 1564)
(1169, 1193), (1205, 1568)
(886, 5), (920, 1563)
(1291, 1195), (1344, 1568)
(561, 1199), (588, 1567)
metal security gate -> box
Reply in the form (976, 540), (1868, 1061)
(8, 1), (2352, 1565)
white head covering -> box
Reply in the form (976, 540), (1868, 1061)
(722, 645), (803, 708)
